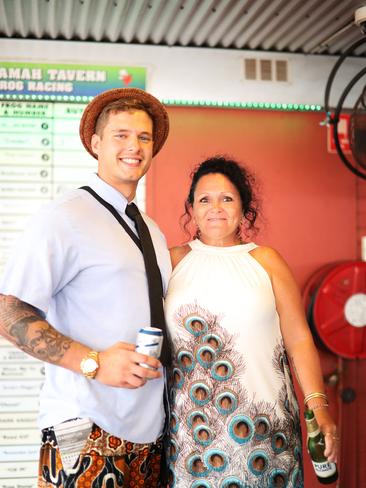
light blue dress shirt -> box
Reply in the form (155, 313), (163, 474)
(0, 173), (171, 443)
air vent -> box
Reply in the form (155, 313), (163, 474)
(244, 59), (256, 80)
(276, 60), (288, 82)
(260, 60), (272, 80)
(243, 58), (289, 82)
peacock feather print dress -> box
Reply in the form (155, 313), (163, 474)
(164, 239), (303, 488)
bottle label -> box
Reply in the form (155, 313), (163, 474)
(312, 460), (337, 478)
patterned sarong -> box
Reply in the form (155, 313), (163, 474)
(38, 423), (163, 487)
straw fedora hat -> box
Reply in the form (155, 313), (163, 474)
(79, 87), (169, 158)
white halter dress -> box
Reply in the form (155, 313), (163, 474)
(164, 239), (303, 488)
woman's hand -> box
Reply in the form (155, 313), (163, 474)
(317, 411), (339, 463)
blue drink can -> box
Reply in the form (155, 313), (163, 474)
(136, 327), (163, 362)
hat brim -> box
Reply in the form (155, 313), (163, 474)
(79, 88), (169, 158)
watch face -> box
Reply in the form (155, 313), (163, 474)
(83, 358), (98, 373)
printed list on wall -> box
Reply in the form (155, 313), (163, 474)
(0, 100), (96, 486)
(0, 99), (147, 486)
(0, 100), (96, 275)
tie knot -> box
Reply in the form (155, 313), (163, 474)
(125, 202), (140, 220)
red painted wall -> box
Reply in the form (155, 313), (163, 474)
(148, 107), (357, 289)
(147, 107), (361, 487)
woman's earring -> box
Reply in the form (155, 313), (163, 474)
(236, 219), (245, 242)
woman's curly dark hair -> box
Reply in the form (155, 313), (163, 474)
(181, 155), (259, 240)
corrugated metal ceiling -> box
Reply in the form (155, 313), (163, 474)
(0, 0), (366, 57)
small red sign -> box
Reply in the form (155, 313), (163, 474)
(327, 114), (351, 154)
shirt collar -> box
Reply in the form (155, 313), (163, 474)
(86, 173), (137, 214)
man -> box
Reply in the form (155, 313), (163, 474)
(0, 88), (171, 487)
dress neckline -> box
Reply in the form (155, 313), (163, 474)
(189, 239), (257, 254)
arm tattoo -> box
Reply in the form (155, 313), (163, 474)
(0, 294), (72, 363)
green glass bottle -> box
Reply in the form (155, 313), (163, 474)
(304, 409), (338, 484)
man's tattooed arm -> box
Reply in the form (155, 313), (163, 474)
(0, 294), (72, 364)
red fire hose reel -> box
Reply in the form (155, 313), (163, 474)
(303, 261), (366, 359)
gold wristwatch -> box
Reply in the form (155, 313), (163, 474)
(80, 350), (100, 379)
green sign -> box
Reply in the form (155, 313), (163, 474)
(0, 62), (146, 101)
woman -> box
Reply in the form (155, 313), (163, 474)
(164, 156), (338, 488)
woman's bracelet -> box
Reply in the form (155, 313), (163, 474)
(304, 392), (328, 406)
(311, 403), (329, 411)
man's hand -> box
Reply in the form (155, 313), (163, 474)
(96, 342), (162, 388)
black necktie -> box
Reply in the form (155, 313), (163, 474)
(125, 203), (172, 366)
